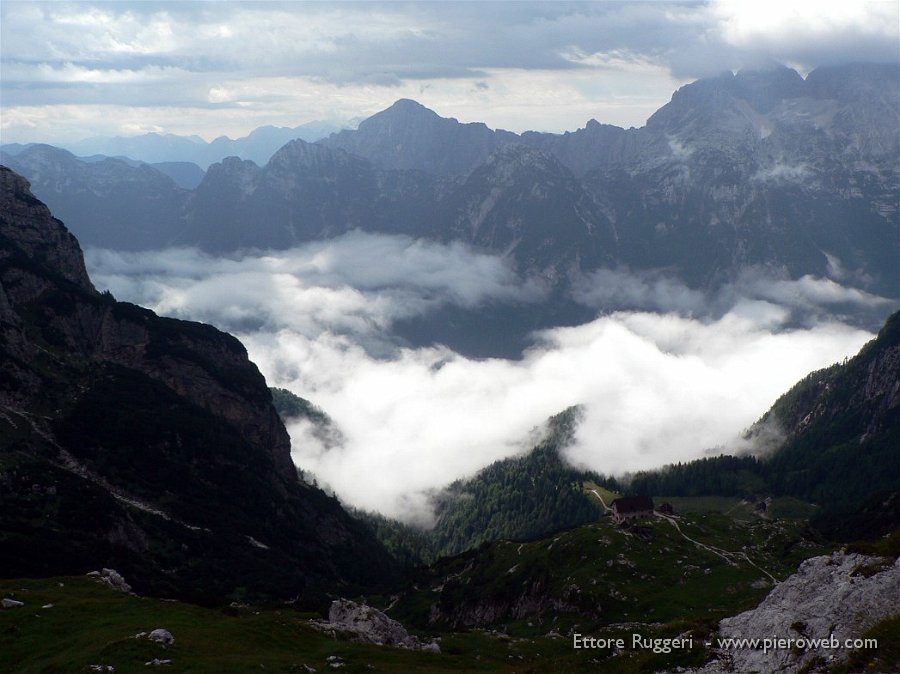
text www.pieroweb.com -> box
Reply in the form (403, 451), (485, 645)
(714, 635), (878, 654)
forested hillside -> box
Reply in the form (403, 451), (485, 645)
(629, 311), (900, 517)
(356, 408), (611, 564)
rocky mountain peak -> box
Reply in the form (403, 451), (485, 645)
(321, 98), (517, 176)
(734, 69), (805, 118)
(478, 143), (574, 187)
(0, 166), (93, 292)
(201, 156), (261, 188)
(198, 155), (260, 195)
(366, 98), (440, 124)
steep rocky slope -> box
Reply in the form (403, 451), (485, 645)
(0, 167), (395, 603)
(579, 64), (899, 293)
(679, 552), (899, 674)
(755, 311), (900, 510)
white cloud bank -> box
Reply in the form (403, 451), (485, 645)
(86, 236), (881, 521)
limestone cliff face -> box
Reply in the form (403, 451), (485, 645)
(0, 167), (93, 291)
(678, 552), (899, 674)
(0, 166), (394, 601)
(0, 167), (294, 484)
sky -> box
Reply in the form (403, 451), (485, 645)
(2, 0), (898, 144)
(85, 237), (886, 521)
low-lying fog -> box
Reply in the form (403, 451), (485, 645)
(86, 232), (891, 522)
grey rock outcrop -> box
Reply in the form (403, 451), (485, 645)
(683, 551), (899, 674)
(87, 568), (132, 593)
(315, 599), (439, 652)
(147, 628), (175, 646)
(0, 165), (93, 291)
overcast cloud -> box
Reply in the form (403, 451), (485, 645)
(86, 239), (880, 521)
(2, 1), (897, 143)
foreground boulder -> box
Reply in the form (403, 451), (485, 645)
(147, 629), (175, 646)
(315, 599), (439, 652)
(86, 568), (132, 593)
(682, 551), (899, 674)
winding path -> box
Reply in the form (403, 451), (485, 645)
(588, 486), (778, 584)
(589, 489), (613, 513)
(655, 512), (779, 584)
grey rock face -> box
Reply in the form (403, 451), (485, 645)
(318, 599), (439, 652)
(684, 551), (899, 674)
(87, 568), (132, 593)
(0, 167), (93, 291)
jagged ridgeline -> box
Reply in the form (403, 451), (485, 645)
(349, 408), (616, 565)
(0, 167), (396, 604)
(3, 64), (898, 300)
(629, 310), (900, 519)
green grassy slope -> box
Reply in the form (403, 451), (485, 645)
(393, 511), (824, 634)
(0, 504), (836, 674)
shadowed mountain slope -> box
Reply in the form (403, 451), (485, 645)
(0, 167), (395, 604)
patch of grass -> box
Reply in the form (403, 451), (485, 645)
(655, 496), (746, 515)
(1, 577), (521, 674)
(395, 512), (826, 638)
(827, 615), (900, 674)
(0, 575), (717, 674)
(0, 504), (835, 674)
(583, 481), (620, 508)
(768, 497), (820, 520)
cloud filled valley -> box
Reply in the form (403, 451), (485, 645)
(86, 234), (884, 522)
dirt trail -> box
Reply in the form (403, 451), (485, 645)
(655, 512), (779, 584)
(589, 489), (613, 513)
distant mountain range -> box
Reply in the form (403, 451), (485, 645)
(1, 118), (349, 170)
(3, 63), (896, 302)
